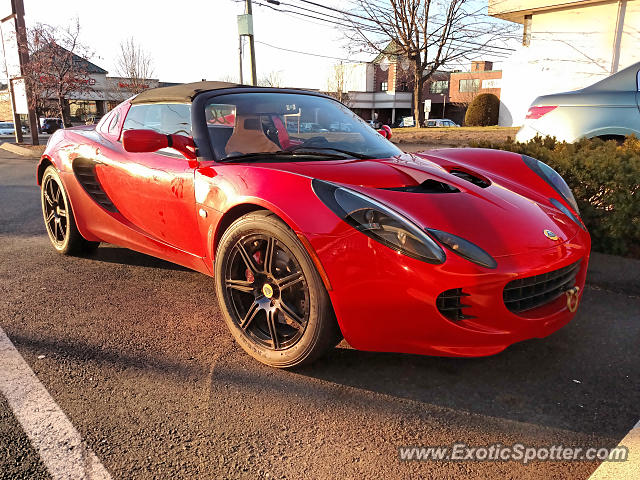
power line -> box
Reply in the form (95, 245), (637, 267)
(255, 40), (370, 63)
(287, 0), (517, 52)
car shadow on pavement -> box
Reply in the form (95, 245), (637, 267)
(8, 331), (206, 381)
(292, 293), (639, 440)
(90, 246), (191, 272)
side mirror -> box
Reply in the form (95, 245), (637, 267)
(122, 129), (196, 160)
(377, 125), (392, 140)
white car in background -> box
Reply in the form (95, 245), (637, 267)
(0, 122), (16, 135)
(517, 61), (640, 143)
(425, 119), (460, 127)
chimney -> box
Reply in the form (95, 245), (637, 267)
(471, 61), (493, 72)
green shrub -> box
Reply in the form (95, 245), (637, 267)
(464, 93), (500, 126)
(469, 136), (640, 257)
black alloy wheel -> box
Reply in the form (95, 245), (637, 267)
(41, 165), (99, 255)
(224, 234), (309, 351)
(215, 211), (341, 368)
(42, 173), (68, 247)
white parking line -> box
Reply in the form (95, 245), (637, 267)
(588, 419), (640, 480)
(0, 327), (112, 480)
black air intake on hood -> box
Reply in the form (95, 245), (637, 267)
(449, 169), (490, 188)
(383, 179), (459, 194)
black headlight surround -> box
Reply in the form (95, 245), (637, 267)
(426, 229), (497, 269)
(522, 155), (580, 215)
(312, 178), (446, 264)
(549, 197), (586, 231)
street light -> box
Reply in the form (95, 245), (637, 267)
(441, 93), (446, 119)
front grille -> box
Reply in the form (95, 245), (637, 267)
(436, 288), (474, 321)
(504, 261), (581, 313)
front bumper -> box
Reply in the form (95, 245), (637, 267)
(307, 226), (590, 357)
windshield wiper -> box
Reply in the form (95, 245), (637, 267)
(218, 150), (351, 163)
(288, 146), (370, 159)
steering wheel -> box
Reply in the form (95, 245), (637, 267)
(297, 136), (330, 148)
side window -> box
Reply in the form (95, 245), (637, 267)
(107, 110), (120, 134)
(637, 70), (639, 91)
(122, 103), (191, 136)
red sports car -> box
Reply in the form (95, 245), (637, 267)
(37, 82), (590, 368)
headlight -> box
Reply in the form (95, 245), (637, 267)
(522, 155), (580, 215)
(427, 229), (497, 269)
(312, 179), (445, 264)
(549, 197), (585, 231)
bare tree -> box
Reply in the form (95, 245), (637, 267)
(343, 0), (517, 126)
(326, 62), (353, 107)
(116, 37), (154, 94)
(258, 70), (283, 87)
(23, 19), (94, 125)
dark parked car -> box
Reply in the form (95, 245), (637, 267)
(41, 118), (64, 134)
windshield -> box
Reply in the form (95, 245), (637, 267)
(204, 92), (402, 161)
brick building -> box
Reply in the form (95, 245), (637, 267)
(448, 61), (502, 104)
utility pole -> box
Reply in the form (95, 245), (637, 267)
(245, 0), (257, 86)
(0, 0), (39, 144)
(14, 0), (38, 144)
(237, 0), (257, 85)
(238, 37), (243, 84)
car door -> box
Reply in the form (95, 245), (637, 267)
(97, 103), (205, 256)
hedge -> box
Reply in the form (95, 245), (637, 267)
(464, 93), (500, 126)
(469, 136), (640, 258)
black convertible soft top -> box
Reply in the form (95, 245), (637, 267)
(131, 81), (243, 104)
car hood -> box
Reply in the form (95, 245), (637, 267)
(263, 153), (580, 257)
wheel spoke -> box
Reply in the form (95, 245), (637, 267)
(226, 278), (254, 293)
(45, 211), (55, 223)
(53, 185), (61, 203)
(47, 181), (55, 205)
(59, 218), (67, 238)
(263, 237), (276, 274)
(53, 219), (59, 240)
(277, 271), (303, 291)
(57, 208), (66, 218)
(266, 310), (280, 349)
(44, 191), (54, 206)
(278, 301), (304, 331)
(236, 242), (259, 274)
(239, 301), (260, 330)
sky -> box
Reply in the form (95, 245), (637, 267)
(22, 0), (514, 90)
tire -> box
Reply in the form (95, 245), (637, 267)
(41, 165), (99, 255)
(214, 211), (341, 368)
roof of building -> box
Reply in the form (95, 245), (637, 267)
(39, 44), (108, 74)
(372, 39), (404, 64)
(131, 81), (243, 104)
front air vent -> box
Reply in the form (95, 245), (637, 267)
(72, 158), (118, 212)
(449, 169), (490, 188)
(436, 288), (474, 321)
(384, 179), (459, 194)
(503, 261), (581, 313)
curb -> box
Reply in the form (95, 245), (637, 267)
(0, 142), (43, 158)
(588, 420), (640, 480)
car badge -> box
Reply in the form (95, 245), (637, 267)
(544, 229), (559, 241)
(262, 284), (274, 299)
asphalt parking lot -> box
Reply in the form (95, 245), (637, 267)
(0, 149), (638, 479)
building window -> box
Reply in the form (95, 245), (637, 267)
(400, 81), (408, 91)
(523, 14), (532, 46)
(459, 79), (481, 93)
(380, 81), (388, 91)
(430, 80), (449, 94)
